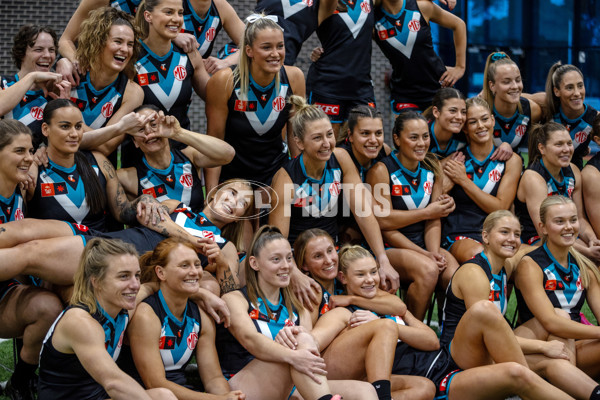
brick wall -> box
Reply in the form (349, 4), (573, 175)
(0, 0), (395, 134)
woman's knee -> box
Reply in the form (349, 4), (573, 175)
(147, 387), (177, 400)
(500, 362), (538, 389)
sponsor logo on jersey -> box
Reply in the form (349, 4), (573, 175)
(74, 224), (89, 232)
(30, 106), (44, 120)
(423, 181), (432, 195)
(202, 230), (215, 240)
(329, 181), (341, 196)
(515, 123), (526, 137)
(489, 169), (501, 183)
(101, 102), (114, 118)
(272, 96), (286, 112)
(187, 332), (198, 350)
(545, 279), (565, 291)
(174, 65), (187, 81)
(14, 209), (24, 220)
(137, 71), (160, 86)
(315, 102), (339, 116)
(360, 0), (371, 13)
(408, 19), (420, 32)
(575, 130), (588, 144)
(179, 173), (193, 188)
(205, 27), (216, 42)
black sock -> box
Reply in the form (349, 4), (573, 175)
(317, 396), (333, 400)
(372, 379), (392, 400)
(11, 359), (37, 389)
(590, 385), (600, 400)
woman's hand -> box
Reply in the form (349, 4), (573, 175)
(288, 347), (327, 384)
(275, 326), (307, 349)
(173, 32), (200, 53)
(443, 159), (468, 185)
(541, 340), (571, 360)
(136, 195), (168, 226)
(440, 65), (464, 87)
(290, 268), (321, 311)
(490, 141), (514, 161)
(425, 194), (455, 219)
(54, 58), (81, 86)
(348, 310), (379, 328)
(196, 289), (231, 327)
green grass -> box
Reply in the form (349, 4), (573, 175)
(0, 340), (15, 399)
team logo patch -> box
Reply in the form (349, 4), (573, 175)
(187, 332), (198, 350)
(30, 106), (44, 120)
(179, 173), (193, 188)
(101, 103), (114, 118)
(272, 96), (286, 112)
(303, 0), (314, 5)
(205, 27), (216, 42)
(174, 65), (187, 81)
(142, 184), (167, 198)
(41, 182), (68, 197)
(70, 97), (87, 110)
(159, 335), (176, 350)
(137, 72), (159, 86)
(234, 100), (257, 112)
(391, 185), (410, 196)
(408, 19), (420, 32)
(489, 169), (501, 183)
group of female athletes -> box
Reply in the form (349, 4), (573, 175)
(1, 0), (600, 399)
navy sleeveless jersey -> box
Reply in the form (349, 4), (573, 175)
(373, 0), (445, 105)
(255, 0), (320, 65)
(135, 43), (195, 130)
(316, 279), (345, 316)
(442, 147), (505, 240)
(337, 140), (386, 182)
(553, 104), (597, 169)
(492, 97), (532, 152)
(29, 151), (108, 231)
(517, 244), (585, 323)
(380, 151), (435, 247)
(216, 287), (299, 376)
(428, 120), (466, 159)
(284, 153), (343, 245)
(144, 290), (202, 385)
(109, 0), (141, 14)
(38, 304), (128, 400)
(439, 252), (507, 346)
(306, 0), (374, 100)
(0, 74), (48, 148)
(134, 148), (204, 212)
(70, 72), (128, 129)
(514, 159), (575, 245)
(182, 0), (222, 58)
(222, 66), (292, 185)
(585, 152), (600, 172)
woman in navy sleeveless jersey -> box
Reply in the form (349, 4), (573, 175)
(0, 120), (63, 400)
(323, 242), (571, 400)
(442, 210), (600, 399)
(336, 105), (391, 244)
(27, 99), (161, 232)
(373, 0), (466, 114)
(218, 226), (374, 400)
(60, 7), (144, 139)
(481, 52), (542, 161)
(116, 104), (234, 212)
(542, 62), (599, 170)
(255, 0), (337, 65)
(0, 25), (71, 149)
(134, 0), (211, 130)
(582, 114), (600, 238)
(515, 196), (600, 381)
(128, 238), (245, 398)
(205, 15), (305, 190)
(269, 96), (400, 294)
(442, 97), (522, 263)
(423, 88), (467, 160)
(515, 121), (600, 263)
(38, 238), (175, 400)
(367, 111), (458, 319)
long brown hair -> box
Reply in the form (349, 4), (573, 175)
(392, 111), (441, 178)
(245, 225), (303, 319)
